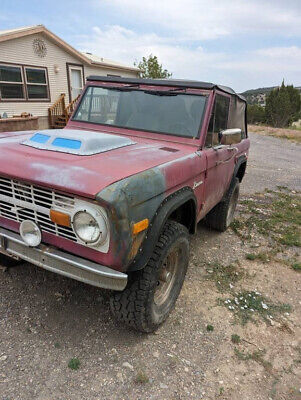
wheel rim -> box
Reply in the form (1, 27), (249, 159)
(154, 245), (181, 307)
(226, 185), (239, 227)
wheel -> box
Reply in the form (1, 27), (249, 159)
(110, 221), (189, 332)
(205, 177), (240, 232)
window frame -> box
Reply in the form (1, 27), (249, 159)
(66, 63), (85, 103)
(72, 84), (209, 140)
(0, 63), (25, 101)
(0, 61), (50, 102)
(204, 91), (231, 148)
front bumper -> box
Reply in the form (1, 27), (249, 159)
(0, 227), (127, 291)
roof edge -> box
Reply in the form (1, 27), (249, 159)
(90, 60), (139, 73)
(0, 25), (91, 64)
(86, 75), (246, 101)
(0, 25), (138, 73)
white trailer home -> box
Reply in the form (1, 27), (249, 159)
(0, 25), (139, 131)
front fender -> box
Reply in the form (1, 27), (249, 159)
(96, 168), (165, 270)
(129, 187), (197, 271)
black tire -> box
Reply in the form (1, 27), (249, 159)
(205, 177), (240, 232)
(110, 221), (189, 333)
(0, 253), (22, 268)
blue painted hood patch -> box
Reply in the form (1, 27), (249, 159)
(23, 129), (135, 156)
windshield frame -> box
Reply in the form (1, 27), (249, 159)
(71, 84), (210, 140)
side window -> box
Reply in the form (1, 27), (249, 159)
(205, 94), (230, 147)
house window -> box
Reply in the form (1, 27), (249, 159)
(25, 67), (48, 99)
(0, 63), (49, 101)
(0, 65), (25, 99)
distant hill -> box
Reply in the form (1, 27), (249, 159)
(241, 86), (301, 106)
(240, 87), (277, 105)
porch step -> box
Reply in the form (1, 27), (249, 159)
(48, 93), (80, 129)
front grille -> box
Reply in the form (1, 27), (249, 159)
(0, 176), (77, 242)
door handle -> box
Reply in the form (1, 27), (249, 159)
(215, 147), (238, 166)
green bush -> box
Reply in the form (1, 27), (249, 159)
(265, 82), (301, 127)
(247, 104), (266, 124)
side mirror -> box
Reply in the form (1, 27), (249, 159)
(220, 129), (242, 145)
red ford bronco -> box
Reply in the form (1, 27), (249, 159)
(0, 76), (249, 332)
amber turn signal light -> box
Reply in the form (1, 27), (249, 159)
(50, 210), (71, 227)
(132, 218), (149, 235)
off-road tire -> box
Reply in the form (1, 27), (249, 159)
(205, 177), (240, 232)
(110, 221), (189, 333)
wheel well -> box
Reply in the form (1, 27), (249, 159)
(236, 162), (247, 182)
(168, 199), (196, 234)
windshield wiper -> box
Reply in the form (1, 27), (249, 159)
(107, 84), (140, 92)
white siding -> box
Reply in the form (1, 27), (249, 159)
(84, 64), (136, 80)
(0, 33), (138, 118)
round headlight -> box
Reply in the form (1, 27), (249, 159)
(20, 220), (42, 247)
(73, 210), (107, 244)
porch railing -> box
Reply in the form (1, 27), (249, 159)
(65, 94), (80, 120)
(48, 93), (68, 129)
(48, 93), (81, 129)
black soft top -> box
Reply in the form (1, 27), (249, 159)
(87, 75), (246, 102)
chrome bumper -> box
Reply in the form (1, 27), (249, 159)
(0, 227), (127, 291)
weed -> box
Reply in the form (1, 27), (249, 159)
(173, 316), (182, 326)
(230, 219), (249, 239)
(134, 370), (149, 384)
(245, 252), (271, 263)
(270, 378), (279, 399)
(54, 342), (60, 349)
(233, 190), (301, 248)
(279, 321), (294, 334)
(206, 324), (214, 332)
(219, 387), (224, 395)
(68, 358), (80, 370)
(256, 252), (271, 263)
(234, 348), (273, 374)
(168, 355), (179, 368)
(292, 262), (301, 272)
(221, 290), (291, 325)
(205, 262), (244, 292)
(231, 334), (241, 344)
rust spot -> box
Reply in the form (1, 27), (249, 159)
(128, 231), (145, 261)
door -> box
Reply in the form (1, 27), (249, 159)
(201, 93), (236, 216)
(68, 65), (84, 101)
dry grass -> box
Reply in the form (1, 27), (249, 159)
(248, 124), (301, 143)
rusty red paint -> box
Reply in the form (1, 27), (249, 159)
(0, 79), (250, 272)
(0, 130), (200, 198)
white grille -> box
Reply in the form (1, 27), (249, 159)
(0, 176), (77, 242)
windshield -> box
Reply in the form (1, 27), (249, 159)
(73, 86), (207, 138)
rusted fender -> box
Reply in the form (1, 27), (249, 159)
(97, 152), (206, 271)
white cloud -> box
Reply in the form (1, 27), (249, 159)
(78, 25), (301, 91)
(95, 0), (301, 40)
(221, 46), (301, 73)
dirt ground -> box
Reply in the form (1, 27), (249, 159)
(0, 132), (300, 400)
(248, 124), (301, 144)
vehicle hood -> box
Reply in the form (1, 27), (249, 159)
(0, 129), (194, 198)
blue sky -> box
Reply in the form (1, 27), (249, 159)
(1, 0), (300, 92)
